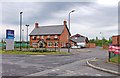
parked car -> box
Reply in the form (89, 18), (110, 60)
(71, 45), (81, 49)
(77, 42), (86, 48)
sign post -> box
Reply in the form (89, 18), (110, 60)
(6, 30), (14, 50)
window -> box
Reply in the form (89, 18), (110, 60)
(54, 42), (58, 47)
(32, 43), (38, 47)
(48, 35), (50, 38)
(37, 36), (40, 39)
(61, 42), (64, 47)
(41, 36), (44, 39)
(75, 37), (77, 39)
(48, 42), (52, 47)
(32, 36), (36, 40)
(54, 35), (58, 38)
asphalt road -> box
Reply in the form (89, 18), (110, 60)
(1, 47), (117, 77)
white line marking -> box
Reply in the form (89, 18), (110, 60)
(96, 74), (102, 76)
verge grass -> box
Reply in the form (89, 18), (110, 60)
(110, 55), (120, 64)
(0, 50), (70, 55)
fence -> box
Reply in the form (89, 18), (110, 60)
(0, 43), (60, 52)
(0, 42), (29, 50)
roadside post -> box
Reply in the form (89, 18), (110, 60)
(108, 45), (112, 62)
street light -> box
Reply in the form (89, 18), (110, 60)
(26, 24), (29, 49)
(100, 32), (103, 47)
(68, 10), (75, 53)
(20, 12), (23, 51)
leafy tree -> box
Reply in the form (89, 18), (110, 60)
(89, 37), (112, 47)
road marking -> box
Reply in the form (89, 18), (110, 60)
(51, 70), (56, 71)
(84, 73), (88, 75)
(56, 69), (60, 71)
(96, 74), (102, 76)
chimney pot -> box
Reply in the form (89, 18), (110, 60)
(35, 23), (39, 28)
(63, 20), (67, 26)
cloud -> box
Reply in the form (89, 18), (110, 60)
(95, 0), (118, 7)
(0, 1), (118, 41)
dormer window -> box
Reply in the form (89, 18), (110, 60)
(37, 36), (40, 39)
(75, 37), (77, 39)
(54, 35), (58, 38)
(32, 36), (36, 40)
(48, 35), (50, 38)
(41, 36), (44, 39)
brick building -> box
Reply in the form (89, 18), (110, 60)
(70, 34), (89, 48)
(29, 21), (71, 48)
(112, 35), (120, 45)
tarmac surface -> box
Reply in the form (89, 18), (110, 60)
(0, 47), (119, 78)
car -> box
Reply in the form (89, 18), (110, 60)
(71, 45), (81, 49)
(77, 42), (86, 48)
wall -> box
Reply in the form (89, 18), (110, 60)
(59, 24), (69, 48)
(86, 43), (96, 48)
(112, 35), (120, 45)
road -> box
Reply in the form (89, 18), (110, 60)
(1, 47), (117, 77)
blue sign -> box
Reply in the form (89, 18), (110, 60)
(6, 30), (14, 39)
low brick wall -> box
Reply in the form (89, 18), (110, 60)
(86, 43), (96, 48)
(103, 45), (109, 49)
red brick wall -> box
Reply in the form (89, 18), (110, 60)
(59, 24), (69, 48)
(86, 43), (96, 48)
(30, 21), (69, 48)
(30, 35), (60, 48)
(112, 35), (120, 45)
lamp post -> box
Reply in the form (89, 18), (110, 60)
(26, 24), (29, 49)
(100, 32), (103, 47)
(68, 10), (75, 53)
(20, 12), (23, 51)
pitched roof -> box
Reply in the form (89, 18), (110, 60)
(29, 25), (64, 35)
(71, 34), (85, 38)
(71, 37), (86, 43)
(70, 34), (87, 42)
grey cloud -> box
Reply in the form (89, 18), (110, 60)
(72, 5), (117, 28)
(2, 2), (94, 25)
(1, 2), (118, 40)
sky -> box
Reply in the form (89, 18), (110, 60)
(0, 0), (119, 41)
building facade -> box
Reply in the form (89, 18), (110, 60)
(70, 34), (89, 48)
(112, 35), (120, 45)
(29, 21), (71, 48)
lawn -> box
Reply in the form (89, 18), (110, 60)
(0, 50), (70, 55)
(110, 55), (120, 64)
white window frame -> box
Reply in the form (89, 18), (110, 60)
(37, 36), (40, 39)
(32, 36), (35, 39)
(41, 35), (44, 39)
(54, 42), (58, 47)
(48, 35), (50, 38)
(54, 35), (58, 38)
(75, 37), (77, 39)
(48, 42), (52, 47)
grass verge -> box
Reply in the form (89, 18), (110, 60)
(0, 50), (70, 55)
(110, 55), (120, 64)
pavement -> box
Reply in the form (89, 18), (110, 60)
(87, 58), (120, 76)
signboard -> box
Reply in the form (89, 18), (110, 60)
(6, 29), (14, 50)
(6, 30), (14, 39)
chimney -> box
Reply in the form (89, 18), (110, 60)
(63, 20), (67, 26)
(35, 23), (39, 28)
